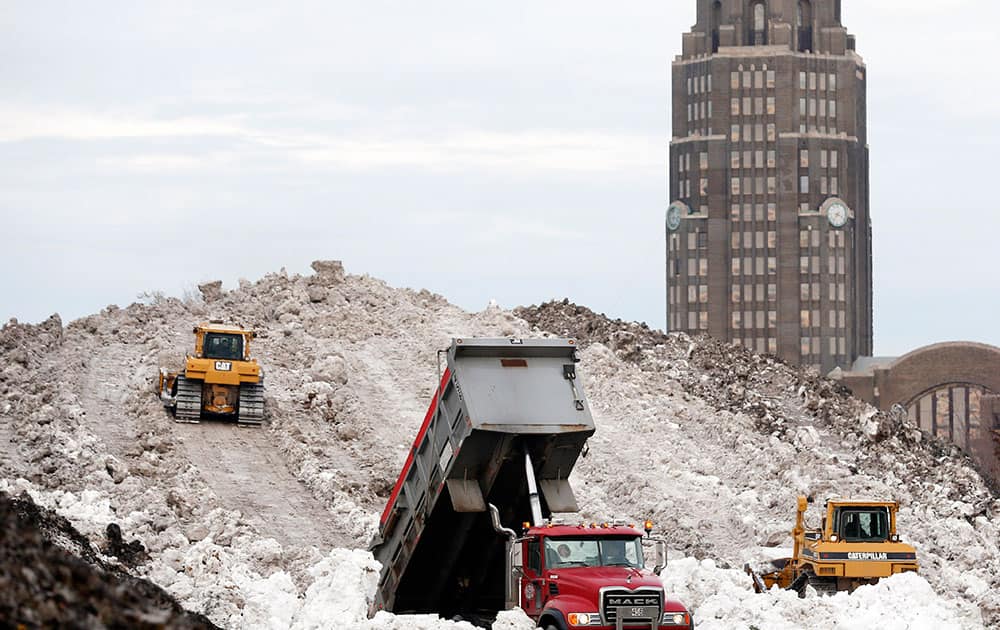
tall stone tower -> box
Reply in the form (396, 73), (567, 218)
(666, 0), (872, 373)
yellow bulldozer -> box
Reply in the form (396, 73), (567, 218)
(157, 322), (265, 426)
(746, 496), (918, 596)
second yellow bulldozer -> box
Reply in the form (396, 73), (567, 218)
(746, 496), (919, 596)
(158, 322), (265, 426)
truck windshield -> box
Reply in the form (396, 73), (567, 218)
(837, 508), (890, 542)
(204, 333), (244, 360)
(544, 537), (644, 569)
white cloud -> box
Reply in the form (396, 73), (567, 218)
(289, 130), (662, 174)
(0, 107), (247, 143)
(1, 106), (661, 176)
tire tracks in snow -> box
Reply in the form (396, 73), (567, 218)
(80, 343), (141, 460)
(79, 340), (351, 553)
(176, 422), (351, 552)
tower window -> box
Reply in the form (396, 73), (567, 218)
(798, 1), (813, 52)
(711, 1), (722, 53)
(751, 2), (768, 45)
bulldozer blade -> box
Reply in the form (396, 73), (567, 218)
(745, 564), (769, 594)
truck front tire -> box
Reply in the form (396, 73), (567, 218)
(538, 613), (566, 630)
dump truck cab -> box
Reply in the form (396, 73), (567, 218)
(158, 322), (265, 425)
(748, 496), (918, 595)
(517, 524), (692, 630)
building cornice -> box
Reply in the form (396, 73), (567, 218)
(779, 132), (860, 143)
(672, 49), (866, 67)
(670, 134), (728, 145)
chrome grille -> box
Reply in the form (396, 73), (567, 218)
(601, 588), (663, 624)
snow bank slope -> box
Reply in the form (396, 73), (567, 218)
(1, 265), (997, 628)
(0, 263), (532, 627)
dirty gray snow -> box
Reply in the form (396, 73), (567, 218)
(0, 264), (996, 629)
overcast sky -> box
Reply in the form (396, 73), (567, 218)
(1, 1), (997, 356)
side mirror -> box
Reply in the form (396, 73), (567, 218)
(511, 541), (523, 571)
(653, 540), (667, 576)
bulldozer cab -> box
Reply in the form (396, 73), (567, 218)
(825, 500), (898, 543)
(202, 332), (244, 361)
(833, 506), (890, 542)
(193, 324), (253, 362)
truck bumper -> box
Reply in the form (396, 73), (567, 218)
(590, 626), (693, 630)
(587, 622), (693, 630)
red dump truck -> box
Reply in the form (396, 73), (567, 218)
(369, 338), (694, 629)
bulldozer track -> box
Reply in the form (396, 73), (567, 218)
(808, 576), (839, 597)
(174, 376), (202, 423)
(177, 422), (350, 551)
(238, 382), (265, 426)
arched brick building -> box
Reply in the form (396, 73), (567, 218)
(838, 342), (1000, 484)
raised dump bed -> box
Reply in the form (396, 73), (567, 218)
(370, 338), (594, 618)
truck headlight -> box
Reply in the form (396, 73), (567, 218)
(567, 612), (598, 626)
(663, 611), (690, 625)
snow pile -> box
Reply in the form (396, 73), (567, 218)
(662, 557), (977, 629)
(0, 485), (216, 629)
(291, 549), (380, 628)
(4, 476), (531, 630)
(1, 263), (998, 628)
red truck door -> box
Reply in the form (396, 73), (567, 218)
(521, 538), (546, 618)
